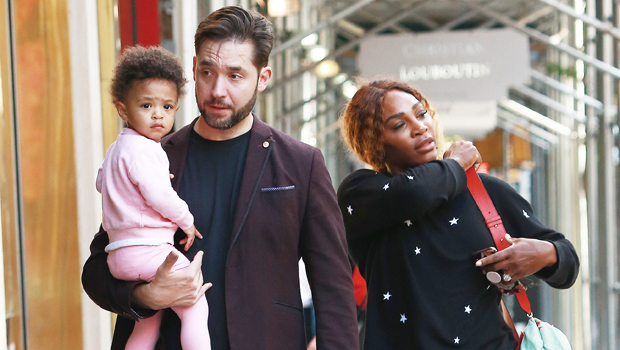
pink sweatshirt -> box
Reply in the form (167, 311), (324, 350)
(97, 128), (193, 249)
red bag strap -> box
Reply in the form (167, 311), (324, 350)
(501, 300), (520, 341)
(465, 167), (532, 317)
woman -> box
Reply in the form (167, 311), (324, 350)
(337, 79), (579, 349)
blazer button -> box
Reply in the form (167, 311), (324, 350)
(262, 141), (270, 148)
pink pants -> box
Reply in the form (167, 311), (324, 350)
(108, 244), (211, 350)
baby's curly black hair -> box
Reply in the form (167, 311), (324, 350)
(110, 45), (186, 103)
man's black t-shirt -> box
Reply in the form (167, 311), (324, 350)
(160, 127), (249, 350)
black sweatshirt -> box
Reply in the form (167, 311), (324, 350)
(338, 159), (579, 349)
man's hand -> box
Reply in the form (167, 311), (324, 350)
(180, 224), (203, 251)
(131, 250), (212, 310)
(443, 141), (481, 171)
(475, 234), (558, 282)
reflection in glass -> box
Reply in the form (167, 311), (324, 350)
(12, 0), (83, 348)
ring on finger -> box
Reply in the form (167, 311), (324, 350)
(502, 274), (512, 282)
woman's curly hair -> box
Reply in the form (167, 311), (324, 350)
(110, 45), (187, 103)
(340, 79), (444, 174)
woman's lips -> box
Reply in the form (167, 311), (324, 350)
(416, 137), (435, 151)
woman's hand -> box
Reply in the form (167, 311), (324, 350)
(443, 141), (481, 171)
(475, 234), (558, 282)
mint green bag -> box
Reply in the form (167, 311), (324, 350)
(519, 316), (572, 350)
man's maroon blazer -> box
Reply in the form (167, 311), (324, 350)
(82, 116), (359, 349)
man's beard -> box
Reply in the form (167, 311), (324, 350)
(197, 88), (258, 130)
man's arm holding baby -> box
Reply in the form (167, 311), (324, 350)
(131, 249), (211, 309)
(81, 227), (210, 320)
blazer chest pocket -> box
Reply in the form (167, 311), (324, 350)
(259, 185), (297, 209)
(260, 185), (297, 199)
(261, 185), (295, 192)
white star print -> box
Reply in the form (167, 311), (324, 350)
(383, 183), (390, 190)
(347, 205), (353, 215)
(415, 247), (421, 255)
(450, 217), (459, 225)
(383, 292), (391, 300)
(464, 305), (472, 314)
(407, 175), (414, 180)
(400, 314), (407, 323)
(454, 337), (460, 344)
(522, 210), (530, 218)
(404, 220), (412, 226)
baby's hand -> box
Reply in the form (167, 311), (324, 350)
(180, 225), (203, 251)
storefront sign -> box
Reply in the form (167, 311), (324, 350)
(359, 28), (530, 101)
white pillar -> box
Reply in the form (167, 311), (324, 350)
(174, 0), (199, 127)
(67, 1), (112, 349)
(598, 1), (619, 349)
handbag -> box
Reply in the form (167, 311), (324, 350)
(466, 167), (572, 350)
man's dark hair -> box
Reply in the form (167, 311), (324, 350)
(110, 45), (187, 103)
(194, 6), (274, 70)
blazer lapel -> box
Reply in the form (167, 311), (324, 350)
(229, 115), (273, 253)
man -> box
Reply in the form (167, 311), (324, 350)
(82, 6), (359, 350)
